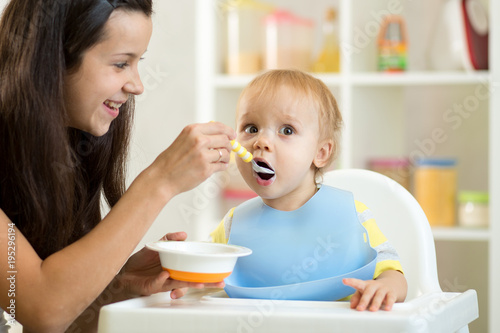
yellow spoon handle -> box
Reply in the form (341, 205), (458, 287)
(230, 140), (253, 163)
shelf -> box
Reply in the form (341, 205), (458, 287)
(351, 71), (491, 87)
(214, 71), (490, 89)
(214, 73), (344, 88)
(432, 227), (490, 242)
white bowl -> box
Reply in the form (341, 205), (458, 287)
(146, 241), (252, 283)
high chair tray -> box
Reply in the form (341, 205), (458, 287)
(98, 288), (478, 333)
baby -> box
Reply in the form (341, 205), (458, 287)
(211, 69), (407, 311)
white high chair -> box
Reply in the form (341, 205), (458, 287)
(323, 169), (478, 332)
(98, 169), (478, 333)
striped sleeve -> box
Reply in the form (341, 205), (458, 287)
(355, 200), (404, 278)
(210, 208), (235, 244)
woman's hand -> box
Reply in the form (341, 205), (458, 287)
(343, 270), (407, 311)
(146, 122), (235, 198)
(116, 232), (225, 299)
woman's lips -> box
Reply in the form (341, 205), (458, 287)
(103, 102), (120, 118)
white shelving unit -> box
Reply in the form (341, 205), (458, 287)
(195, 0), (499, 332)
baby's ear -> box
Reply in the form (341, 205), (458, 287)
(313, 139), (334, 168)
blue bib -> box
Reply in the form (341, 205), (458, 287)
(226, 185), (375, 296)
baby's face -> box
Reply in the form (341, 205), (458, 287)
(235, 85), (326, 211)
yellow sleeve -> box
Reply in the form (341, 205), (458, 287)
(210, 208), (235, 244)
(355, 200), (404, 278)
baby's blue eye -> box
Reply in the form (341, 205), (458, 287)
(244, 125), (258, 134)
(279, 126), (294, 135)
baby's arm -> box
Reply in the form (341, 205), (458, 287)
(210, 208), (235, 244)
(343, 270), (407, 311)
(348, 200), (407, 311)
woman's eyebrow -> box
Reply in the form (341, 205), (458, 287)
(112, 50), (148, 57)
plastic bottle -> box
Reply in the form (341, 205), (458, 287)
(377, 15), (408, 72)
(313, 8), (340, 73)
(263, 9), (314, 71)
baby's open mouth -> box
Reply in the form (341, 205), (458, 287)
(252, 160), (275, 180)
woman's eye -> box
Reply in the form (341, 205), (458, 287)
(279, 126), (294, 135)
(244, 125), (258, 134)
(114, 62), (129, 69)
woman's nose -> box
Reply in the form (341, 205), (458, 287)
(124, 67), (145, 96)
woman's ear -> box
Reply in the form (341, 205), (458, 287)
(313, 139), (334, 168)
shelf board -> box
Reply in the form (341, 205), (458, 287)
(351, 71), (491, 86)
(214, 71), (490, 88)
(214, 75), (255, 88)
(432, 227), (490, 241)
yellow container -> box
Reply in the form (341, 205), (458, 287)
(414, 158), (457, 227)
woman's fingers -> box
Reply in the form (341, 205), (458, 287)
(200, 121), (236, 138)
(184, 123), (235, 153)
(153, 122), (236, 195)
(160, 232), (187, 242)
(170, 288), (188, 299)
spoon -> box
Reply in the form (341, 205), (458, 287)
(231, 140), (274, 175)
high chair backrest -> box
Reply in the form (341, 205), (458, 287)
(323, 169), (441, 300)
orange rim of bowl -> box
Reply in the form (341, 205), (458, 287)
(163, 268), (231, 283)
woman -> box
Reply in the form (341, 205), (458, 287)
(0, 0), (234, 332)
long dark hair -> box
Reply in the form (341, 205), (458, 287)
(0, 0), (153, 259)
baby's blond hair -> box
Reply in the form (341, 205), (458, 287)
(237, 69), (343, 176)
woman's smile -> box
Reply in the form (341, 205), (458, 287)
(103, 100), (125, 118)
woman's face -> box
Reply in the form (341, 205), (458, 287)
(64, 9), (153, 136)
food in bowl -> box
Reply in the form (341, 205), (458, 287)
(146, 241), (252, 283)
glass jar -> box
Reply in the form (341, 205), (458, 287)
(225, 0), (273, 75)
(414, 158), (457, 227)
(458, 191), (489, 228)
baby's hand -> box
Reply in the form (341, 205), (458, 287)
(342, 278), (398, 311)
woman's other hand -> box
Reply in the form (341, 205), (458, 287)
(116, 231), (225, 300)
